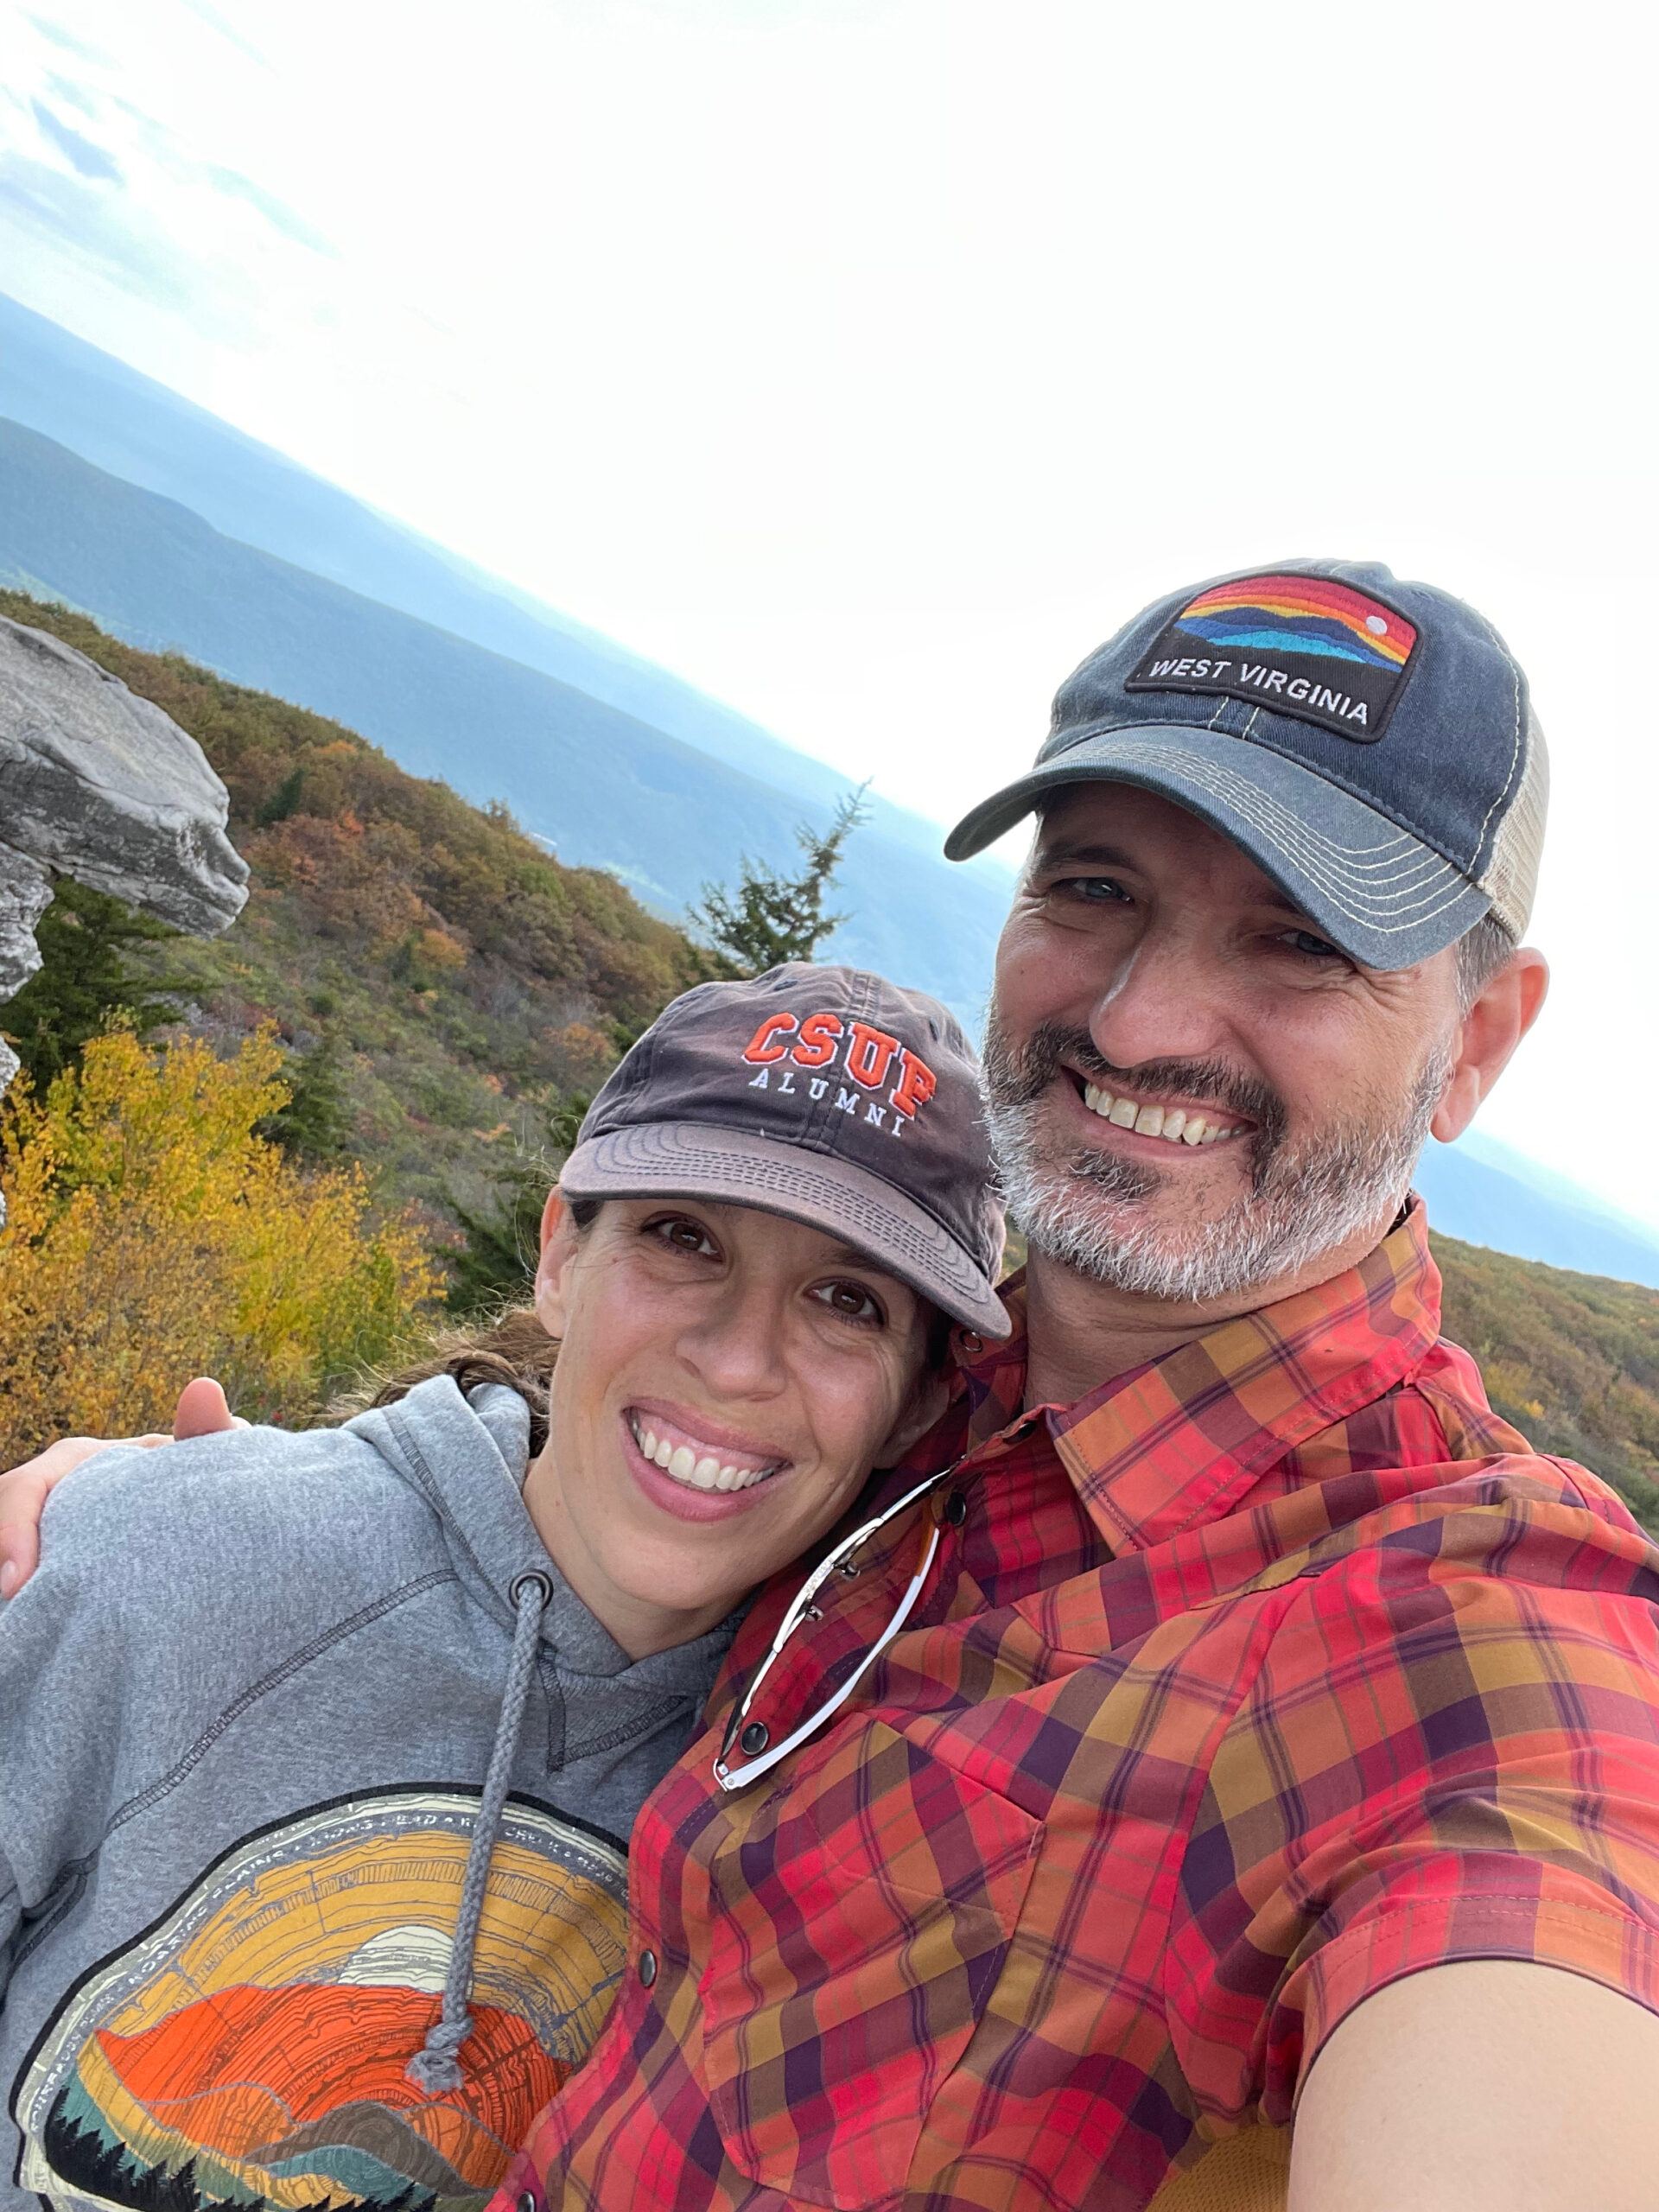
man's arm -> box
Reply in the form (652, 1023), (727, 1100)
(1290, 1961), (1659, 2211)
(0, 1380), (241, 1594)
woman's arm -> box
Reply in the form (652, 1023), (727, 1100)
(0, 1381), (241, 1596)
(1289, 1960), (1659, 2210)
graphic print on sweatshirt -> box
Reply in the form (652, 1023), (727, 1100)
(10, 1789), (628, 2212)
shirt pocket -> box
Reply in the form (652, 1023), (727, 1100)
(698, 1718), (1042, 2210)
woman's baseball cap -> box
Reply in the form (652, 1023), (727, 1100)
(945, 560), (1548, 970)
(560, 963), (1010, 1338)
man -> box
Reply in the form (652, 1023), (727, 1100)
(499, 564), (1659, 2209)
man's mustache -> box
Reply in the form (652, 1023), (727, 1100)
(982, 1018), (1289, 1160)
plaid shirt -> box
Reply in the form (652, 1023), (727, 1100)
(499, 1205), (1659, 2211)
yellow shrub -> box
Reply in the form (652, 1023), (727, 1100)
(0, 1027), (442, 1454)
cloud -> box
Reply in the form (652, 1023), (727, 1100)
(0, 158), (199, 311)
(204, 164), (336, 257)
(44, 73), (97, 119)
(179, 0), (269, 66)
(30, 99), (122, 183)
(25, 14), (107, 64)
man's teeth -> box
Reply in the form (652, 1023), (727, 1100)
(630, 1416), (780, 1493)
(1081, 1081), (1240, 1146)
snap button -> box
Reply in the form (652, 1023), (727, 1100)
(740, 1720), (770, 1756)
(944, 1491), (969, 1528)
(638, 1948), (658, 1987)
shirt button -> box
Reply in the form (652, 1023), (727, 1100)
(517, 2193), (538, 2212)
(638, 1948), (658, 1987)
(944, 1491), (969, 1528)
(740, 1719), (770, 1755)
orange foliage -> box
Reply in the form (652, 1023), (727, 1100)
(0, 1027), (442, 1453)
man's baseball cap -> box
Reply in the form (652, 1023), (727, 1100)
(945, 560), (1548, 970)
(560, 963), (1010, 1338)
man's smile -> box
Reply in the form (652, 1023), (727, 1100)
(1062, 1066), (1254, 1149)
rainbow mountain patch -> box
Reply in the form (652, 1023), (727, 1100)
(1125, 572), (1421, 742)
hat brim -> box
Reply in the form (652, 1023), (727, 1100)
(560, 1121), (1012, 1339)
(944, 723), (1491, 970)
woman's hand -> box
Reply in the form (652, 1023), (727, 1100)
(0, 1379), (243, 1597)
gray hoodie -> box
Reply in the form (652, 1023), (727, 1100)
(0, 1376), (738, 2212)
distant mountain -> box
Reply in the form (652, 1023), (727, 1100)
(0, 294), (1003, 879)
(1417, 1130), (1659, 1291)
(6, 300), (1659, 1291)
(0, 417), (1006, 1013)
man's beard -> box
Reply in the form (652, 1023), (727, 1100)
(982, 1014), (1449, 1305)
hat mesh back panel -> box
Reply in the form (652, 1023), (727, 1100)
(1478, 707), (1548, 940)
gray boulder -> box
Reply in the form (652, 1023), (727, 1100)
(0, 615), (248, 1007)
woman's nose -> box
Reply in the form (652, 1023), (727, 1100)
(676, 1274), (790, 1400)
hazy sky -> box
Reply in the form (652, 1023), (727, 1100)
(2, 0), (1655, 1223)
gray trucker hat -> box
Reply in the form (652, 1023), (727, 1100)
(561, 963), (1009, 1338)
(946, 561), (1548, 970)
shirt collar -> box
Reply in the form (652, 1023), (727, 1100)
(959, 1199), (1443, 1554)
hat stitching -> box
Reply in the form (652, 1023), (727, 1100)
(1084, 743), (1477, 931)
(1040, 712), (1479, 878)
(1067, 741), (1451, 884)
(569, 1130), (1002, 1325)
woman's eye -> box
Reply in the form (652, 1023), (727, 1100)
(810, 1281), (885, 1326)
(645, 1214), (719, 1257)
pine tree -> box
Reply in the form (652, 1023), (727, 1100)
(691, 785), (870, 976)
(445, 1092), (589, 1315)
(0, 878), (194, 1089)
(260, 1025), (353, 1164)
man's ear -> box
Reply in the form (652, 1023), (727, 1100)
(533, 1186), (583, 1341)
(1431, 946), (1549, 1144)
(874, 1361), (954, 1468)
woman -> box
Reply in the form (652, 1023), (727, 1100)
(0, 963), (1006, 2212)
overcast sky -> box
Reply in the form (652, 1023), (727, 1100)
(2, 0), (1655, 1224)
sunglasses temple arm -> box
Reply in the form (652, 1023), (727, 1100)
(713, 1522), (944, 1793)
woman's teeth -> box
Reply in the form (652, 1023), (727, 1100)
(1082, 1082), (1240, 1147)
(629, 1414), (780, 1493)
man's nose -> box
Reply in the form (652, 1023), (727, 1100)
(1087, 926), (1235, 1072)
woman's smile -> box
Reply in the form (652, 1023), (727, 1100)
(524, 1195), (952, 1654)
(620, 1400), (792, 1522)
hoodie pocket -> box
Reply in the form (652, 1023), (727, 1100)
(698, 1718), (1042, 2210)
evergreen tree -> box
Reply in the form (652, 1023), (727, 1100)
(445, 1092), (589, 1315)
(260, 1025), (354, 1164)
(691, 785), (870, 976)
(0, 878), (193, 1089)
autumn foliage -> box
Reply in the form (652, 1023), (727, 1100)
(0, 1027), (441, 1454)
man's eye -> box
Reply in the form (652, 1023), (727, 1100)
(1052, 874), (1130, 906)
(810, 1281), (885, 1326)
(1280, 927), (1345, 961)
(645, 1214), (719, 1257)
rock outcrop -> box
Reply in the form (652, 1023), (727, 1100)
(0, 614), (249, 1099)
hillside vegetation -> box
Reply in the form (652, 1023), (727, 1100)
(3, 594), (1658, 1529)
(1433, 1235), (1659, 1529)
(0, 590), (721, 1230)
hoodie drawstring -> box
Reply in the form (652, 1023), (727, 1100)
(406, 1570), (552, 2094)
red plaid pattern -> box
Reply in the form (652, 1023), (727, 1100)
(499, 1205), (1659, 2209)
